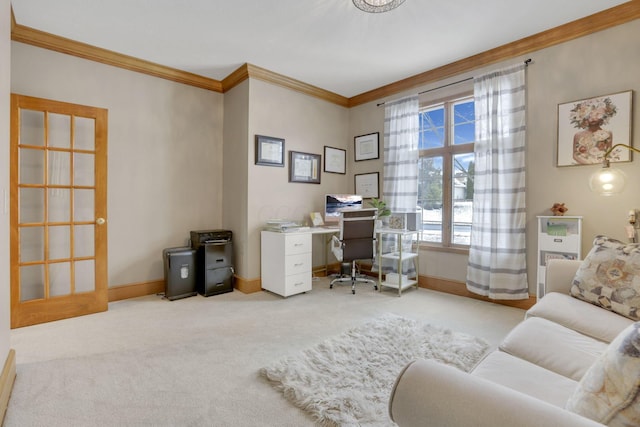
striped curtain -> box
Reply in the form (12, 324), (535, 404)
(383, 95), (419, 213)
(466, 64), (528, 300)
(377, 95), (419, 275)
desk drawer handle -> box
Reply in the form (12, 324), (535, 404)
(294, 282), (304, 286)
(294, 243), (304, 247)
(294, 263), (304, 267)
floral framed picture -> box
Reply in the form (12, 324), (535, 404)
(557, 90), (633, 167)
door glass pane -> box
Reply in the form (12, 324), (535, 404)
(20, 227), (44, 262)
(74, 153), (95, 186)
(48, 189), (70, 223)
(75, 260), (95, 293)
(49, 262), (71, 297)
(48, 113), (71, 149)
(418, 156), (443, 243)
(19, 148), (45, 184)
(20, 264), (45, 301)
(19, 188), (44, 223)
(19, 109), (45, 146)
(74, 225), (95, 257)
(74, 190), (94, 222)
(48, 151), (70, 186)
(75, 117), (95, 151)
(452, 152), (474, 245)
(49, 226), (70, 260)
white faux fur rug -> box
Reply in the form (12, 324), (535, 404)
(259, 313), (489, 426)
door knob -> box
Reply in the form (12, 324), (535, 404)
(96, 217), (106, 225)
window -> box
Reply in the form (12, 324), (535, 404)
(418, 95), (474, 248)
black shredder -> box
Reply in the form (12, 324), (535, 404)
(190, 229), (234, 297)
(162, 247), (198, 301)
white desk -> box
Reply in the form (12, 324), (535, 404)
(376, 228), (419, 296)
(260, 227), (339, 297)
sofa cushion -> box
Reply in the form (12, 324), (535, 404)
(527, 292), (634, 343)
(472, 350), (578, 408)
(499, 317), (607, 381)
(566, 322), (640, 426)
(571, 235), (640, 321)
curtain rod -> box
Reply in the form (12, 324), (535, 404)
(376, 58), (532, 107)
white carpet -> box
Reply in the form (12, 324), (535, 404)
(259, 313), (489, 426)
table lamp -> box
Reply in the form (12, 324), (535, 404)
(589, 143), (640, 196)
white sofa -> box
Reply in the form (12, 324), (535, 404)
(388, 258), (635, 427)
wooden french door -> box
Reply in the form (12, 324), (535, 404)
(10, 94), (108, 328)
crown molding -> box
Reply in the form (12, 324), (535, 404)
(223, 63), (349, 107)
(11, 23), (223, 92)
(348, 2), (640, 107)
(9, 2), (639, 107)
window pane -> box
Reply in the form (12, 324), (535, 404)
(419, 106), (445, 149)
(453, 100), (475, 145)
(452, 152), (474, 245)
(418, 156), (443, 243)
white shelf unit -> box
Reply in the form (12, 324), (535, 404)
(377, 229), (420, 296)
(261, 231), (313, 297)
(536, 215), (583, 300)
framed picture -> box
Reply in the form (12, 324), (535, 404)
(289, 151), (321, 184)
(354, 172), (379, 198)
(557, 90), (633, 167)
(324, 146), (346, 174)
(354, 132), (380, 161)
(255, 135), (285, 167)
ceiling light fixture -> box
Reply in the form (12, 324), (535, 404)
(589, 143), (640, 196)
(352, 0), (406, 13)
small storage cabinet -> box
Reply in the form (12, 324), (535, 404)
(377, 229), (420, 296)
(536, 216), (582, 300)
(261, 231), (313, 297)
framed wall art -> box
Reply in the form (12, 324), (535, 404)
(255, 135), (285, 167)
(354, 172), (379, 198)
(354, 132), (379, 161)
(289, 151), (321, 184)
(557, 90), (633, 167)
(324, 146), (346, 174)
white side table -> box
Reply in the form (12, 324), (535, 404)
(377, 228), (419, 296)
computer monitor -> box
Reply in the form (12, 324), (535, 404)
(324, 194), (363, 223)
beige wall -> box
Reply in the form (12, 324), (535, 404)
(11, 42), (224, 287)
(1, 0), (10, 356)
(222, 80), (250, 277)
(245, 79), (350, 279)
(349, 19), (640, 295)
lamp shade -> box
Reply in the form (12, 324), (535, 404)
(589, 165), (626, 196)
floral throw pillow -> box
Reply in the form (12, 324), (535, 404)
(566, 322), (640, 426)
(571, 235), (640, 321)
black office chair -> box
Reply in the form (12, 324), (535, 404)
(330, 208), (378, 294)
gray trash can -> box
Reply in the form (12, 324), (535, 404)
(162, 247), (198, 301)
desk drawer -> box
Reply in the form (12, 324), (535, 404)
(285, 234), (311, 255)
(285, 253), (310, 276)
(284, 272), (312, 295)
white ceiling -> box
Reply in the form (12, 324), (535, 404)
(11, 0), (630, 98)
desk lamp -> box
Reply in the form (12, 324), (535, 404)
(589, 143), (640, 196)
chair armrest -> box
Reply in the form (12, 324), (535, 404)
(545, 259), (581, 294)
(389, 359), (603, 427)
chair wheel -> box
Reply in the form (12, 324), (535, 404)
(330, 284), (333, 289)
(352, 289), (355, 294)
(374, 286), (378, 291)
